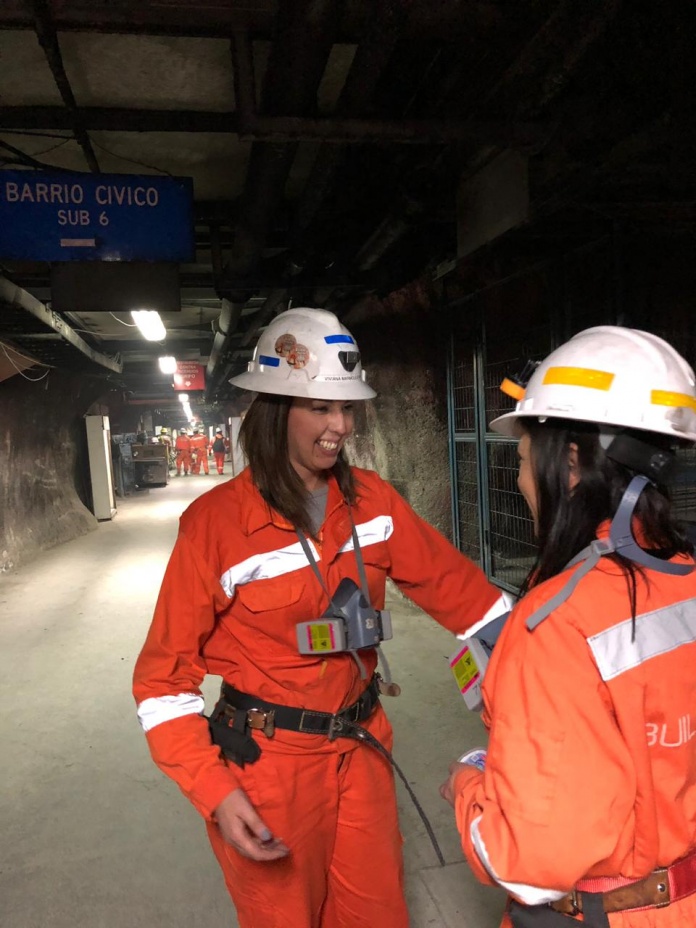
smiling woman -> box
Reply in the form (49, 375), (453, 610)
(132, 306), (502, 928)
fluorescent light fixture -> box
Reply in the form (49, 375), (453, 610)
(131, 310), (166, 341)
(158, 356), (177, 374)
(177, 393), (189, 403)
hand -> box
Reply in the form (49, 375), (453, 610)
(439, 759), (468, 807)
(213, 788), (290, 861)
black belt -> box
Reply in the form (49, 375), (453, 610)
(220, 675), (381, 741)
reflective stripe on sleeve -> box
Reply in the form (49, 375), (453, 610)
(338, 515), (394, 553)
(470, 816), (566, 905)
(137, 693), (205, 733)
(587, 597), (696, 682)
(220, 537), (321, 597)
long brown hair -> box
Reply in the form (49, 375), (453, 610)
(239, 394), (357, 536)
(519, 419), (690, 601)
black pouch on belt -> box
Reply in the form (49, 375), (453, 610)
(509, 895), (609, 928)
(207, 696), (261, 768)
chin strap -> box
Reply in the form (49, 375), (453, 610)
(527, 475), (694, 632)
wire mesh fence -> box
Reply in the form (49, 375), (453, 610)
(454, 440), (481, 562)
(447, 236), (622, 590)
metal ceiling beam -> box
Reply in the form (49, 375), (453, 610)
(30, 0), (100, 173)
(207, 0), (342, 397)
(292, 0), (404, 238)
(0, 278), (122, 373)
(0, 1), (503, 41)
(0, 105), (548, 148)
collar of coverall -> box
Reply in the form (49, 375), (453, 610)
(241, 469), (347, 535)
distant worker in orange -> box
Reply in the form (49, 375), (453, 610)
(190, 427), (210, 475)
(211, 428), (227, 475)
(133, 307), (505, 928)
(441, 326), (696, 928)
(174, 428), (192, 477)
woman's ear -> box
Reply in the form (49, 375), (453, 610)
(568, 442), (580, 491)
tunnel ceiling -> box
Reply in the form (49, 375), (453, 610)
(0, 0), (694, 408)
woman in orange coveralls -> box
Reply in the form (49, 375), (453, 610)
(441, 326), (696, 928)
(133, 307), (502, 928)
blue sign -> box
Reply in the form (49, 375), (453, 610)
(0, 170), (194, 262)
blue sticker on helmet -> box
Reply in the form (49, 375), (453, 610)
(258, 355), (281, 367)
(324, 335), (355, 345)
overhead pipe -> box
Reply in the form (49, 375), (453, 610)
(0, 277), (122, 373)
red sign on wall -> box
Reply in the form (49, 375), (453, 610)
(173, 362), (205, 391)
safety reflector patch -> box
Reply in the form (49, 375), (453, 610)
(542, 366), (614, 390)
(651, 390), (696, 412)
(324, 334), (355, 344)
(258, 354), (280, 367)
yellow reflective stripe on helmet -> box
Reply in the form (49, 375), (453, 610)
(542, 366), (614, 390)
(651, 389), (696, 412)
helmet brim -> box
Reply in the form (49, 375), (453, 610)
(229, 369), (377, 400)
(489, 412), (524, 437)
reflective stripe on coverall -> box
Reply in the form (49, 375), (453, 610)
(133, 466), (499, 928)
(452, 524), (696, 927)
(174, 435), (191, 474)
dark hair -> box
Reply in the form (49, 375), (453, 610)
(239, 394), (357, 536)
(520, 418), (690, 600)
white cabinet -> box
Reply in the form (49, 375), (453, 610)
(85, 415), (117, 521)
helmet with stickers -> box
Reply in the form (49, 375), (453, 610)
(229, 307), (376, 400)
(491, 326), (696, 443)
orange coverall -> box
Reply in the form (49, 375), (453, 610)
(174, 433), (191, 475)
(189, 433), (209, 474)
(453, 525), (696, 927)
(212, 434), (226, 474)
(133, 466), (499, 928)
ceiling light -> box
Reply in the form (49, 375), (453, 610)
(177, 393), (189, 402)
(158, 356), (177, 374)
(131, 310), (166, 341)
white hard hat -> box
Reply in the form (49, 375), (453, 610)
(490, 326), (696, 443)
(229, 307), (376, 400)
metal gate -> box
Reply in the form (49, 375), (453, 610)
(447, 238), (621, 590)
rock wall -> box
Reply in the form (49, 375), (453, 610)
(346, 279), (454, 539)
(0, 369), (101, 574)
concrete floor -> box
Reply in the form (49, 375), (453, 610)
(0, 473), (506, 928)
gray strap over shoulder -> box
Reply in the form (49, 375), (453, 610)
(526, 475), (694, 632)
(609, 475), (693, 576)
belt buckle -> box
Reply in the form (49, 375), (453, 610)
(328, 716), (345, 741)
(246, 708), (275, 738)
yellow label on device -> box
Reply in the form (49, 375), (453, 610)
(450, 645), (480, 694)
(306, 622), (336, 652)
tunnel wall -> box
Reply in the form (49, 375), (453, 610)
(0, 369), (100, 574)
(3, 230), (694, 575)
(346, 279), (455, 539)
